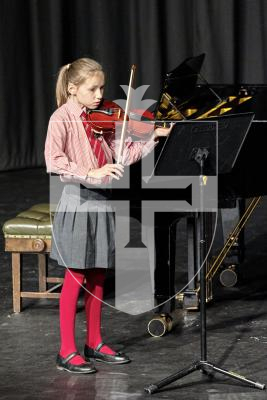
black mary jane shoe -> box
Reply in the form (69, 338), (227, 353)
(84, 342), (131, 365)
(56, 351), (97, 374)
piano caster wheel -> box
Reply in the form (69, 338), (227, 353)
(219, 265), (238, 287)
(147, 314), (173, 337)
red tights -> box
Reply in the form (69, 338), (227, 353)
(59, 268), (115, 365)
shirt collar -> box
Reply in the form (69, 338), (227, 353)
(65, 98), (86, 118)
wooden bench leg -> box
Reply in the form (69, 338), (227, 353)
(38, 254), (47, 292)
(12, 253), (21, 313)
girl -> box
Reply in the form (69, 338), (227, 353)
(45, 58), (172, 374)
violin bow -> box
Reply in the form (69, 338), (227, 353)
(117, 64), (136, 164)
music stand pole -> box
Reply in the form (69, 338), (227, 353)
(144, 148), (265, 395)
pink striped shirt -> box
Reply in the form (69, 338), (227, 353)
(44, 98), (157, 185)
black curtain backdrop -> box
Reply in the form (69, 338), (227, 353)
(1, 0), (267, 171)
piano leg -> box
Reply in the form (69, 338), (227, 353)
(154, 213), (180, 314)
(149, 211), (215, 336)
(183, 212), (214, 309)
(182, 216), (199, 309)
(147, 213), (181, 337)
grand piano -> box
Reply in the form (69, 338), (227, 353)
(140, 54), (267, 335)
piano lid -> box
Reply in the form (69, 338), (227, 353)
(155, 54), (252, 121)
(155, 53), (223, 120)
(165, 53), (206, 97)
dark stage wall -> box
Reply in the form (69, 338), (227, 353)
(1, 0), (267, 171)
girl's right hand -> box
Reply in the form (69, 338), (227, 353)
(87, 163), (124, 180)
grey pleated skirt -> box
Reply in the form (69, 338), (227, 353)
(50, 184), (115, 269)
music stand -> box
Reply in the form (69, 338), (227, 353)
(144, 114), (265, 394)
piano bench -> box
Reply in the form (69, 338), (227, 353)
(2, 203), (63, 313)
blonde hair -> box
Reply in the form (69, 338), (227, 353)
(55, 58), (103, 107)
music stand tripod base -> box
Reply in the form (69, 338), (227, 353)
(144, 360), (265, 394)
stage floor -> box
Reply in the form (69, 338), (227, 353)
(0, 168), (267, 400)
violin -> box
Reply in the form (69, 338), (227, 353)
(87, 99), (156, 138)
(88, 64), (171, 164)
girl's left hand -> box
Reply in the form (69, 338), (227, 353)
(153, 123), (174, 140)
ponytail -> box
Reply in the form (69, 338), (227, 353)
(55, 58), (103, 108)
(55, 64), (70, 107)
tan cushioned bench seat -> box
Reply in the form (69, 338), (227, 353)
(3, 203), (53, 238)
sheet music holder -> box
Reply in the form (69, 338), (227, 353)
(151, 112), (254, 179)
